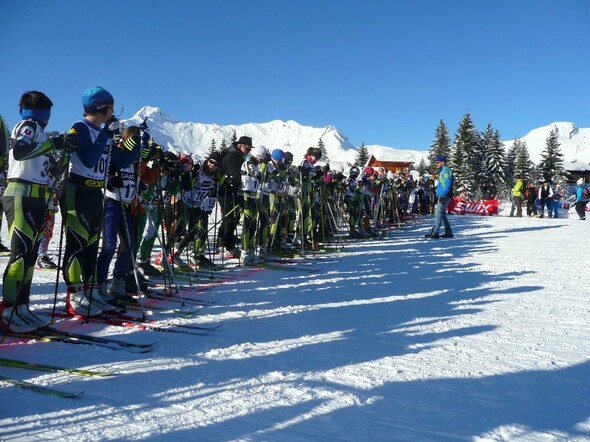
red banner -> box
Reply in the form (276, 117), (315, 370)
(447, 198), (499, 215)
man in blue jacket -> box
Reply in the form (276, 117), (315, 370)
(425, 156), (454, 239)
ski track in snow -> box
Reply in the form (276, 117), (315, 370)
(1, 214), (590, 441)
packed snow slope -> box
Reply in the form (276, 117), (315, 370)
(1, 214), (590, 441)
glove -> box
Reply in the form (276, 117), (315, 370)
(297, 165), (310, 178)
(105, 117), (120, 136)
(180, 173), (192, 191)
(190, 163), (201, 179)
(51, 133), (78, 153)
(141, 143), (150, 160)
(150, 143), (164, 161)
(438, 196), (445, 203)
(174, 162), (185, 176)
(144, 142), (163, 161)
(122, 134), (140, 152)
(109, 176), (124, 188)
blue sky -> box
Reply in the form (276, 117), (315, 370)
(1, 0), (589, 150)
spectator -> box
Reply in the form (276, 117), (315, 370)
(525, 182), (538, 217)
(511, 176), (524, 217)
(574, 178), (587, 221)
(538, 180), (553, 218)
(425, 156), (454, 239)
(551, 184), (562, 219)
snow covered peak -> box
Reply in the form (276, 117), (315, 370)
(525, 122), (578, 141)
(129, 106), (178, 125)
(505, 121), (590, 166)
(123, 106), (590, 170)
(122, 110), (365, 167)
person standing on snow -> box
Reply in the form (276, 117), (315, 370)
(95, 125), (144, 306)
(510, 175), (524, 217)
(217, 136), (252, 259)
(62, 86), (125, 317)
(1, 91), (76, 332)
(538, 180), (553, 218)
(574, 178), (588, 220)
(425, 155), (454, 239)
(240, 145), (268, 265)
(551, 184), (562, 218)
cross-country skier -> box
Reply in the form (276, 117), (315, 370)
(95, 126), (144, 305)
(1, 91), (76, 332)
(62, 86), (134, 316)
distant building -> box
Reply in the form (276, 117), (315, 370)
(366, 153), (414, 174)
(565, 161), (590, 185)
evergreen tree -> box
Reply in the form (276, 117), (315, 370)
(504, 142), (518, 197)
(451, 113), (480, 199)
(318, 138), (328, 162)
(480, 123), (506, 195)
(355, 143), (370, 167)
(208, 139), (217, 157)
(538, 129), (567, 186)
(220, 139), (229, 154)
(428, 119), (452, 174)
(231, 130), (237, 145)
(513, 139), (535, 183)
(416, 158), (429, 176)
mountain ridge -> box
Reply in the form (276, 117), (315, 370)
(125, 106), (590, 171)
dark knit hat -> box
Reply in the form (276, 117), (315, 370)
(435, 155), (447, 162)
(207, 151), (223, 164)
(82, 86), (114, 113)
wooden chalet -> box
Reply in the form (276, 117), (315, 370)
(366, 154), (414, 174)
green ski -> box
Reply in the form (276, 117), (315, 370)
(0, 357), (114, 377)
(0, 374), (84, 398)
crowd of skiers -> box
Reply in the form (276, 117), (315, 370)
(0, 87), (425, 334)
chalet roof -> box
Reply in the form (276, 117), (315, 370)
(367, 145), (417, 163)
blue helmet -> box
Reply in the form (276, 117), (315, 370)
(271, 149), (285, 162)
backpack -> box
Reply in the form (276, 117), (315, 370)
(583, 187), (590, 200)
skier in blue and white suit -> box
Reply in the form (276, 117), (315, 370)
(425, 155), (454, 239)
(1, 91), (76, 332)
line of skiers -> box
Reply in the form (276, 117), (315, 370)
(0, 87), (421, 334)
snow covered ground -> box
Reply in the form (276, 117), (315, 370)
(1, 213), (590, 442)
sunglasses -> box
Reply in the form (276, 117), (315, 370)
(207, 159), (219, 166)
(98, 104), (114, 112)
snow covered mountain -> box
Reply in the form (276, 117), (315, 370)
(124, 106), (427, 171)
(125, 107), (590, 171)
(504, 122), (590, 170)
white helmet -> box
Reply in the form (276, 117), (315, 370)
(250, 145), (268, 159)
(577, 178), (585, 186)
